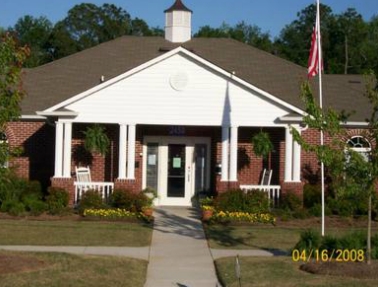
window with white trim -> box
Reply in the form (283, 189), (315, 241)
(0, 132), (8, 168)
(346, 136), (371, 162)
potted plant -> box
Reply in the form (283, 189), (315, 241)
(83, 124), (110, 156)
(199, 196), (215, 220)
(142, 206), (154, 217)
(142, 197), (154, 217)
(252, 130), (274, 169)
(141, 188), (157, 217)
(201, 205), (215, 221)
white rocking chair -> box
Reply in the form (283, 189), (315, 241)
(240, 168), (281, 205)
(74, 166), (114, 204)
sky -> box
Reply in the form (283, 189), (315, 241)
(1, 0), (377, 39)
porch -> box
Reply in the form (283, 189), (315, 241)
(50, 124), (303, 206)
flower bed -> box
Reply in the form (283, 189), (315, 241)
(83, 208), (147, 221)
(212, 210), (276, 225)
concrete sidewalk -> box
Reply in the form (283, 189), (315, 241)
(0, 245), (150, 261)
(144, 207), (221, 287)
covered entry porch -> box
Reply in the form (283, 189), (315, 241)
(50, 122), (304, 206)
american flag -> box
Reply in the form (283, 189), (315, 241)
(308, 7), (322, 78)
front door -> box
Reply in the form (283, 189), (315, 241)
(167, 144), (186, 198)
(143, 137), (210, 206)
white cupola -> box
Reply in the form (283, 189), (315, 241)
(164, 0), (192, 43)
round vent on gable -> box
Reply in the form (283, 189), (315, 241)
(169, 71), (188, 91)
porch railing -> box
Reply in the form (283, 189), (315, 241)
(240, 185), (281, 206)
(74, 181), (114, 204)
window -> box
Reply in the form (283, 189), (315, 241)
(0, 132), (8, 168)
(346, 136), (371, 162)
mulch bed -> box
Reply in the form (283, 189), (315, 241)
(0, 254), (47, 275)
(300, 261), (378, 279)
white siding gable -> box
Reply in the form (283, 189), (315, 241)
(65, 53), (291, 127)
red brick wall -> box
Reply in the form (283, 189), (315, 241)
(10, 120), (369, 204)
(6, 121), (55, 191)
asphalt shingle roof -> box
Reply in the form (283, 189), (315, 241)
(21, 36), (370, 122)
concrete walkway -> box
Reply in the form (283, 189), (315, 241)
(144, 207), (221, 287)
(0, 245), (150, 260)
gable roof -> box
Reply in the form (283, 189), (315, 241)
(21, 36), (371, 122)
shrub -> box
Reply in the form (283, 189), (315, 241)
(292, 208), (310, 219)
(308, 203), (332, 217)
(279, 190), (302, 212)
(110, 189), (149, 212)
(46, 187), (69, 215)
(1, 199), (26, 216)
(339, 232), (366, 250)
(303, 184), (321, 209)
(215, 189), (269, 214)
(294, 231), (378, 260)
(23, 194), (47, 216)
(78, 190), (106, 215)
(0, 174), (45, 216)
(293, 229), (321, 253)
(319, 235), (340, 252)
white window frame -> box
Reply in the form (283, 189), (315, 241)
(346, 136), (371, 162)
(0, 132), (8, 168)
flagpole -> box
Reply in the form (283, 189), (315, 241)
(316, 0), (325, 237)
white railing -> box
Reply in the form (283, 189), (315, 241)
(74, 181), (114, 204)
(240, 185), (281, 206)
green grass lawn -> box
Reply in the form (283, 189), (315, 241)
(205, 224), (301, 252)
(0, 219), (153, 246)
(0, 250), (147, 287)
(205, 219), (378, 254)
(215, 257), (378, 287)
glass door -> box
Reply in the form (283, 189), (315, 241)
(195, 144), (207, 193)
(167, 144), (186, 198)
(143, 136), (210, 206)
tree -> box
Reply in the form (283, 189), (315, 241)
(292, 73), (378, 264)
(194, 23), (232, 38)
(195, 21), (273, 53)
(274, 4), (334, 69)
(49, 3), (132, 59)
(274, 4), (376, 75)
(10, 15), (53, 67)
(131, 18), (153, 36)
(328, 8), (368, 74)
(361, 16), (378, 76)
(0, 33), (29, 167)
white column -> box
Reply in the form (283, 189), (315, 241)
(221, 126), (229, 181)
(54, 121), (64, 178)
(118, 124), (127, 179)
(292, 125), (302, 182)
(127, 124), (136, 179)
(284, 126), (293, 182)
(229, 126), (238, 182)
(62, 122), (72, 178)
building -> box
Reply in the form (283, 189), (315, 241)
(4, 0), (371, 205)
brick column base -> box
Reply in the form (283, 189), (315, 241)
(280, 181), (305, 199)
(114, 179), (139, 193)
(216, 178), (240, 194)
(51, 177), (75, 205)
